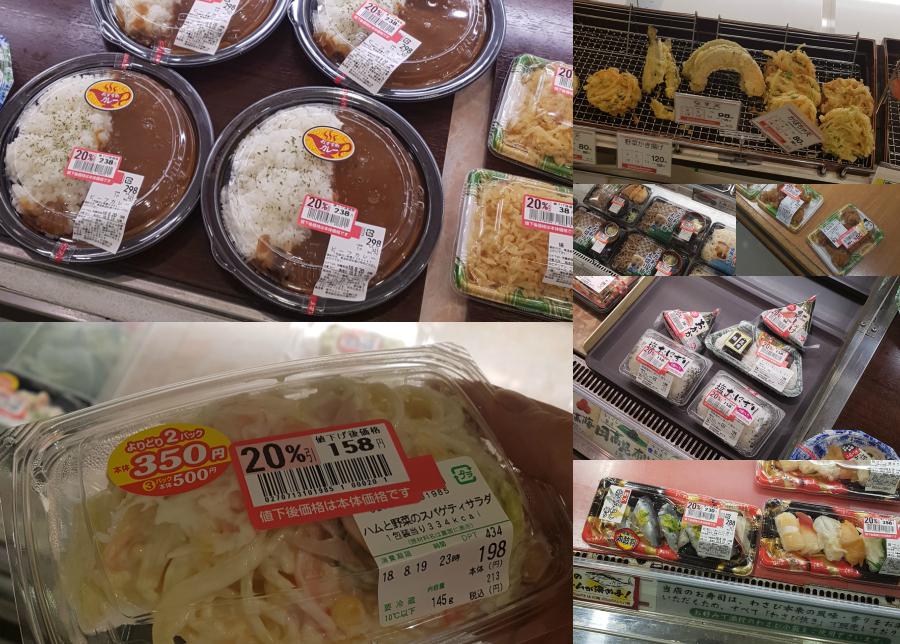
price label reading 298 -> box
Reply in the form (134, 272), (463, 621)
(107, 423), (233, 496)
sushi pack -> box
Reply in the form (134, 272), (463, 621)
(577, 184), (736, 276)
(757, 460), (900, 502)
(583, 478), (761, 576)
(761, 499), (900, 585)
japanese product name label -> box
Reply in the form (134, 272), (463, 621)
(175, 0), (241, 55)
(674, 93), (742, 130)
(522, 194), (573, 235)
(543, 232), (572, 289)
(552, 63), (574, 96)
(683, 503), (738, 560)
(663, 310), (709, 342)
(107, 423), (233, 496)
(313, 221), (385, 301)
(572, 568), (638, 608)
(352, 1), (406, 40)
(598, 485), (631, 525)
(752, 103), (822, 152)
(775, 196), (804, 226)
(616, 133), (672, 176)
(701, 384), (758, 447)
(72, 171), (144, 253)
(298, 194), (358, 238)
(338, 30), (421, 93)
(231, 419), (441, 530)
(353, 457), (513, 626)
(750, 356), (793, 393)
(65, 147), (122, 185)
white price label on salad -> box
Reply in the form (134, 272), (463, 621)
(552, 63), (574, 96)
(352, 1), (406, 40)
(863, 515), (900, 539)
(174, 0), (241, 55)
(522, 194), (573, 234)
(607, 195), (625, 215)
(338, 30), (421, 93)
(313, 221), (385, 301)
(65, 147), (121, 184)
(750, 358), (792, 393)
(865, 461), (900, 494)
(354, 458), (513, 627)
(543, 232), (572, 289)
(574, 127), (596, 165)
(616, 133), (672, 176)
(775, 196), (804, 226)
(298, 194), (358, 237)
(598, 485), (631, 525)
(697, 509), (738, 560)
(674, 93), (742, 130)
(752, 103), (822, 152)
(72, 171), (144, 254)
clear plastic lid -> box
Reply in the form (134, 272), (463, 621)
(488, 54), (573, 181)
(0, 345), (568, 643)
(608, 232), (665, 276)
(755, 183), (823, 232)
(452, 169), (573, 320)
(573, 275), (635, 314)
(757, 460), (900, 502)
(0, 371), (87, 430)
(291, 0), (505, 100)
(687, 371), (785, 458)
(0, 54), (213, 263)
(806, 204), (884, 276)
(202, 87), (442, 315)
(91, 0), (289, 66)
(618, 329), (713, 406)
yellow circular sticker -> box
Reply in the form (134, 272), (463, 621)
(107, 423), (232, 496)
(84, 80), (134, 111)
(303, 126), (355, 161)
(0, 372), (19, 394)
(614, 528), (639, 551)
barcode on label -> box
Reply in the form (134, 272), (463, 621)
(863, 517), (899, 537)
(73, 159), (115, 177)
(353, 1), (405, 39)
(251, 453), (393, 503)
(298, 194), (358, 237)
(553, 64), (574, 96)
(704, 390), (736, 420)
(684, 502), (720, 526)
(65, 147), (122, 185)
(522, 194), (573, 234)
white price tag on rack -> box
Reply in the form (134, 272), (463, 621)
(752, 103), (822, 153)
(616, 133), (672, 176)
(674, 93), (742, 130)
(574, 127), (597, 165)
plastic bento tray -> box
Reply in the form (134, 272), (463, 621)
(583, 277), (868, 459)
(0, 345), (568, 644)
(756, 460), (900, 503)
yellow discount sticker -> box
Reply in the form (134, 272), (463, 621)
(107, 423), (232, 496)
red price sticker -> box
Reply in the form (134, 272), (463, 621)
(521, 194), (573, 235)
(64, 147), (122, 185)
(703, 389), (737, 421)
(107, 423), (233, 496)
(298, 193), (359, 238)
(683, 502), (722, 528)
(636, 345), (669, 374)
(553, 63), (574, 96)
(352, 1), (405, 41)
(863, 515), (900, 539)
(230, 419), (443, 530)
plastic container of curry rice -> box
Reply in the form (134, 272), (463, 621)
(0, 53), (213, 263)
(0, 344), (568, 643)
(201, 86), (443, 315)
(289, 0), (506, 100)
(91, 0), (290, 66)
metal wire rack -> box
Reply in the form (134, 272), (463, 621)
(574, 2), (878, 175)
(883, 39), (900, 168)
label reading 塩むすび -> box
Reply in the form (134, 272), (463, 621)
(313, 221), (385, 301)
(230, 419), (442, 530)
(338, 30), (421, 93)
(107, 423), (233, 496)
(72, 171), (144, 253)
(298, 194), (358, 238)
(353, 457), (513, 626)
(174, 0), (241, 55)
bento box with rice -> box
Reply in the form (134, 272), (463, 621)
(0, 53), (213, 263)
(201, 86), (442, 316)
(452, 169), (573, 320)
(91, 0), (289, 66)
(289, 0), (505, 100)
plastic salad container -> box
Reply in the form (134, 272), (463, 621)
(0, 370), (88, 430)
(756, 460), (900, 502)
(583, 478), (760, 577)
(608, 233), (680, 277)
(453, 169), (573, 320)
(91, 0), (289, 66)
(705, 322), (803, 398)
(488, 54), (573, 181)
(0, 53), (212, 263)
(791, 429), (899, 461)
(201, 87), (442, 316)
(0, 344), (568, 644)
(289, 0), (505, 101)
(755, 183), (823, 232)
(619, 329), (712, 406)
(760, 499), (900, 586)
(807, 204), (884, 275)
(687, 371), (785, 457)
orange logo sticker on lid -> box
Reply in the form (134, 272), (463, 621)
(107, 423), (232, 496)
(84, 80), (134, 111)
(303, 126), (355, 161)
(0, 372), (19, 394)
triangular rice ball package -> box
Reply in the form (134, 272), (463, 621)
(760, 296), (816, 349)
(659, 308), (720, 352)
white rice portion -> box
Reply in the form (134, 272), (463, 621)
(315, 0), (407, 50)
(5, 73), (113, 216)
(220, 105), (342, 258)
(113, 0), (179, 38)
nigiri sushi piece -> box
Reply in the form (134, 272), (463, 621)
(864, 537), (886, 573)
(796, 512), (821, 555)
(813, 515), (846, 561)
(657, 501), (682, 551)
(774, 512), (804, 552)
(679, 523), (703, 555)
(733, 513), (751, 557)
(840, 521), (866, 566)
(799, 461), (841, 481)
(777, 460), (801, 472)
(628, 497), (661, 547)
